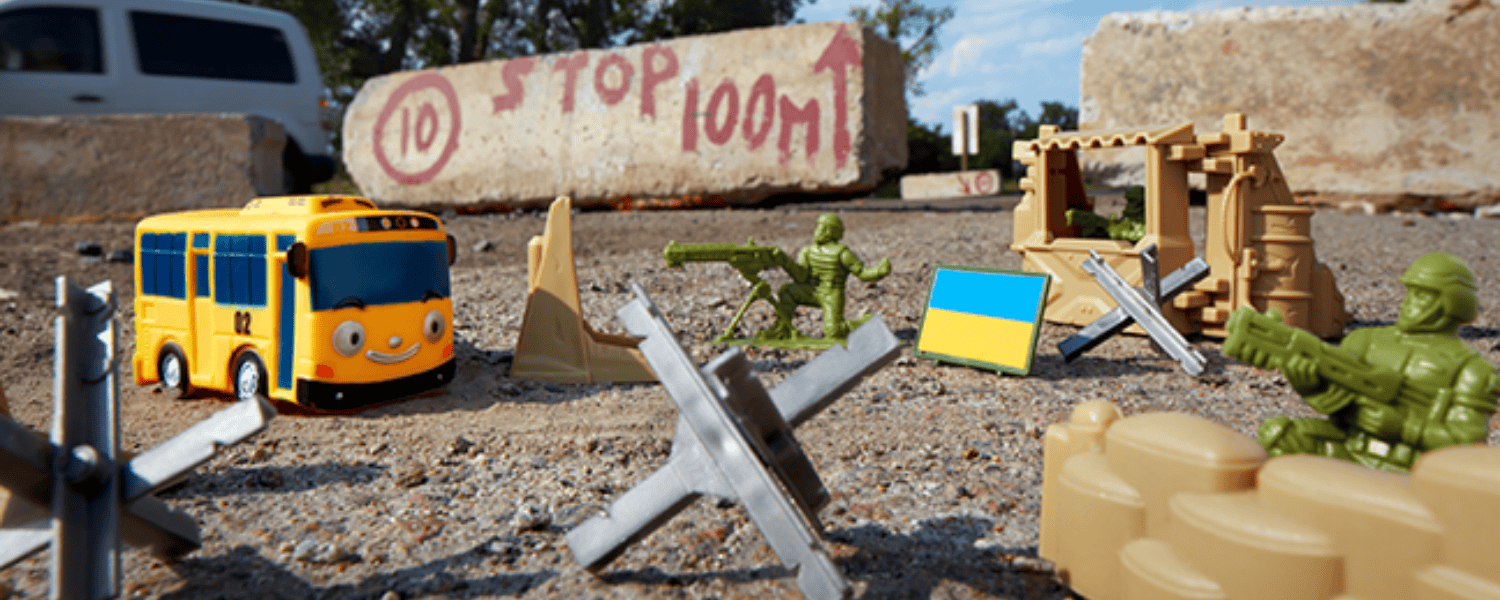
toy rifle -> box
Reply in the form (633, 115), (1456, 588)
(663, 238), (808, 342)
(1223, 307), (1414, 414)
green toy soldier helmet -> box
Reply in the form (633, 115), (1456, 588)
(1398, 251), (1478, 332)
(815, 214), (844, 243)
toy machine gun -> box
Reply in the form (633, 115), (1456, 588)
(663, 238), (809, 342)
(1223, 307), (1424, 414)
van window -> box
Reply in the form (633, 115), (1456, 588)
(129, 11), (295, 83)
(0, 7), (103, 73)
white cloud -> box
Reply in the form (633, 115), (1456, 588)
(945, 36), (992, 76)
(910, 86), (971, 129)
(1018, 31), (1090, 57)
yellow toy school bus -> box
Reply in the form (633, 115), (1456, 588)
(132, 195), (457, 410)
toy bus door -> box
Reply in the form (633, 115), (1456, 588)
(273, 234), (297, 395)
(190, 233), (214, 381)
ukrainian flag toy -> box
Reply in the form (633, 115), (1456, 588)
(915, 265), (1050, 375)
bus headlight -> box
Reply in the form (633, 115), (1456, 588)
(424, 309), (445, 343)
(333, 320), (366, 357)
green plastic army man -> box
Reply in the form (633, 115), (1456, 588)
(1225, 252), (1499, 474)
(763, 214), (892, 346)
(661, 213), (890, 349)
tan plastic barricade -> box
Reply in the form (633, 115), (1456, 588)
(1039, 401), (1500, 600)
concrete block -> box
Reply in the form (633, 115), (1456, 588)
(899, 169), (1001, 200)
(0, 114), (285, 222)
(1079, 0), (1500, 202)
(342, 22), (907, 209)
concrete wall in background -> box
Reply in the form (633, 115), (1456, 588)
(343, 22), (908, 209)
(1, 114), (284, 222)
(1080, 0), (1499, 205)
(899, 170), (1001, 201)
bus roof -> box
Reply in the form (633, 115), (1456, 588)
(134, 196), (444, 236)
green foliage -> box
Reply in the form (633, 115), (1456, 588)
(1023, 101), (1079, 138)
(848, 0), (954, 98)
(643, 0), (801, 39)
(904, 118), (958, 175)
(898, 99), (1079, 184)
(884, 97), (1076, 195)
(969, 99), (1022, 179)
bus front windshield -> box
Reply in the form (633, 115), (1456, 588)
(309, 240), (450, 311)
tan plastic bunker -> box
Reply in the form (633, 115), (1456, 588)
(1011, 113), (1348, 338)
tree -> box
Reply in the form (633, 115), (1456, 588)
(1023, 101), (1079, 138)
(904, 119), (956, 175)
(970, 99), (1022, 179)
(894, 98), (1077, 185)
(848, 0), (954, 98)
(642, 0), (802, 40)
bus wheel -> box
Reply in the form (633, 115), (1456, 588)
(233, 351), (268, 402)
(158, 345), (191, 399)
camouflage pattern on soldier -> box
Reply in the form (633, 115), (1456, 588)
(764, 214), (891, 344)
(1255, 252), (1499, 474)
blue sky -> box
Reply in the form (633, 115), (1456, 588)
(796, 0), (1360, 129)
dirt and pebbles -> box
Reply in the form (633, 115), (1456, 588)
(2, 196), (1498, 599)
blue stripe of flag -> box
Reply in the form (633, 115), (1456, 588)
(929, 268), (1045, 322)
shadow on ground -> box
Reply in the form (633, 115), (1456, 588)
(162, 462), (387, 498)
(833, 514), (1070, 599)
(161, 545), (555, 599)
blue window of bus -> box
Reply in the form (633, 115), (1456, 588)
(308, 241), (450, 311)
(213, 234), (267, 307)
(193, 232), (211, 297)
(139, 232), (186, 299)
(195, 254), (210, 297)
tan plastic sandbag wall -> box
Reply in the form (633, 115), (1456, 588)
(1040, 400), (1500, 600)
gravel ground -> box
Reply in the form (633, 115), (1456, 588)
(1, 196), (1497, 599)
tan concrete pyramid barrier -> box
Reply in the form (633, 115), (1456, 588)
(511, 197), (656, 384)
(1040, 401), (1500, 600)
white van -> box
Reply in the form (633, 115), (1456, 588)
(0, 0), (335, 191)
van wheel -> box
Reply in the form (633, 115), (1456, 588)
(158, 345), (191, 399)
(233, 351), (268, 402)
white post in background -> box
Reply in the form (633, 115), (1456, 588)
(952, 104), (978, 172)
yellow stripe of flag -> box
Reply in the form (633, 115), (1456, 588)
(917, 307), (1036, 371)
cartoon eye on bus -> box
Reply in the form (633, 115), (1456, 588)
(132, 195), (457, 410)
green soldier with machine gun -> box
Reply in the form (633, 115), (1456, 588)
(663, 237), (808, 344)
(663, 214), (891, 349)
(1223, 252), (1498, 474)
